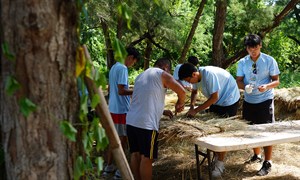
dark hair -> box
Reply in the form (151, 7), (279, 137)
(126, 46), (141, 62)
(187, 56), (199, 66)
(244, 34), (262, 48)
(154, 57), (172, 71)
(178, 63), (197, 80)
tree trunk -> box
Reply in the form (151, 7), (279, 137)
(101, 19), (115, 69)
(1, 1), (79, 179)
(212, 0), (227, 67)
(178, 0), (207, 64)
(144, 40), (152, 70)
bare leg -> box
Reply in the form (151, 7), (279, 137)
(120, 136), (128, 153)
(216, 152), (226, 161)
(130, 152), (141, 180)
(140, 155), (153, 180)
(263, 146), (272, 161)
(106, 146), (113, 165)
(253, 147), (261, 155)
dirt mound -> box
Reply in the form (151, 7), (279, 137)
(274, 87), (300, 120)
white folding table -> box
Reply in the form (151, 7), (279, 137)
(193, 120), (300, 180)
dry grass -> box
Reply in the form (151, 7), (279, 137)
(153, 88), (300, 180)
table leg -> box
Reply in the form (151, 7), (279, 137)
(207, 149), (212, 180)
(195, 145), (201, 180)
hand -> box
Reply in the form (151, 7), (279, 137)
(175, 101), (185, 114)
(163, 110), (174, 119)
(258, 84), (268, 92)
(186, 109), (197, 118)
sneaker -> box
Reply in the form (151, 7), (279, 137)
(257, 161), (272, 176)
(102, 164), (115, 176)
(113, 169), (122, 180)
(245, 154), (263, 164)
(212, 160), (225, 177)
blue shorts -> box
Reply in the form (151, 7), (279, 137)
(126, 125), (158, 159)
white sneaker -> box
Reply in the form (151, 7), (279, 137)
(102, 164), (115, 176)
(212, 160), (225, 177)
(113, 169), (122, 180)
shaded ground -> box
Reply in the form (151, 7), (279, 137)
(153, 87), (300, 180)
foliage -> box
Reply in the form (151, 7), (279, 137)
(4, 76), (20, 96)
(278, 69), (300, 88)
(75, 1), (300, 179)
(128, 68), (144, 85)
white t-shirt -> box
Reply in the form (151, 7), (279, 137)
(126, 68), (166, 131)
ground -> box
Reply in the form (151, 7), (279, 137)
(152, 87), (300, 180)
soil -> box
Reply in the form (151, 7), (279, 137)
(152, 88), (300, 180)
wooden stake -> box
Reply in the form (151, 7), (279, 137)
(83, 45), (133, 180)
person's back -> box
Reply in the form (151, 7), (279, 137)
(197, 66), (240, 106)
(126, 67), (166, 131)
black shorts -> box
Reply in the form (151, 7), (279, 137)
(126, 125), (158, 159)
(209, 100), (239, 117)
(242, 99), (275, 125)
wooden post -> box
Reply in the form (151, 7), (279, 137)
(83, 46), (133, 180)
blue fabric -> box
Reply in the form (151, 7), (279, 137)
(108, 62), (130, 114)
(173, 64), (192, 87)
(195, 66), (240, 106)
(237, 53), (280, 104)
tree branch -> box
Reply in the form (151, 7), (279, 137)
(222, 0), (300, 68)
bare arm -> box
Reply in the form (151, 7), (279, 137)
(118, 84), (133, 96)
(161, 71), (186, 113)
(186, 91), (218, 117)
(236, 76), (245, 90)
(190, 89), (198, 109)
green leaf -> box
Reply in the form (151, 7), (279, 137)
(91, 94), (100, 109)
(80, 95), (89, 115)
(74, 156), (85, 180)
(59, 120), (77, 142)
(19, 98), (37, 117)
(112, 37), (127, 64)
(5, 76), (20, 96)
(82, 132), (93, 155)
(1, 42), (15, 61)
(117, 2), (132, 29)
(95, 126), (108, 151)
(86, 156), (93, 171)
(93, 69), (107, 89)
(95, 157), (104, 175)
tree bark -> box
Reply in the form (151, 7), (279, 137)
(101, 19), (115, 69)
(144, 40), (152, 70)
(1, 1), (79, 179)
(178, 0), (207, 64)
(212, 0), (227, 67)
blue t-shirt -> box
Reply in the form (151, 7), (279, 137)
(108, 62), (130, 114)
(173, 64), (192, 88)
(194, 66), (240, 106)
(236, 53), (280, 104)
